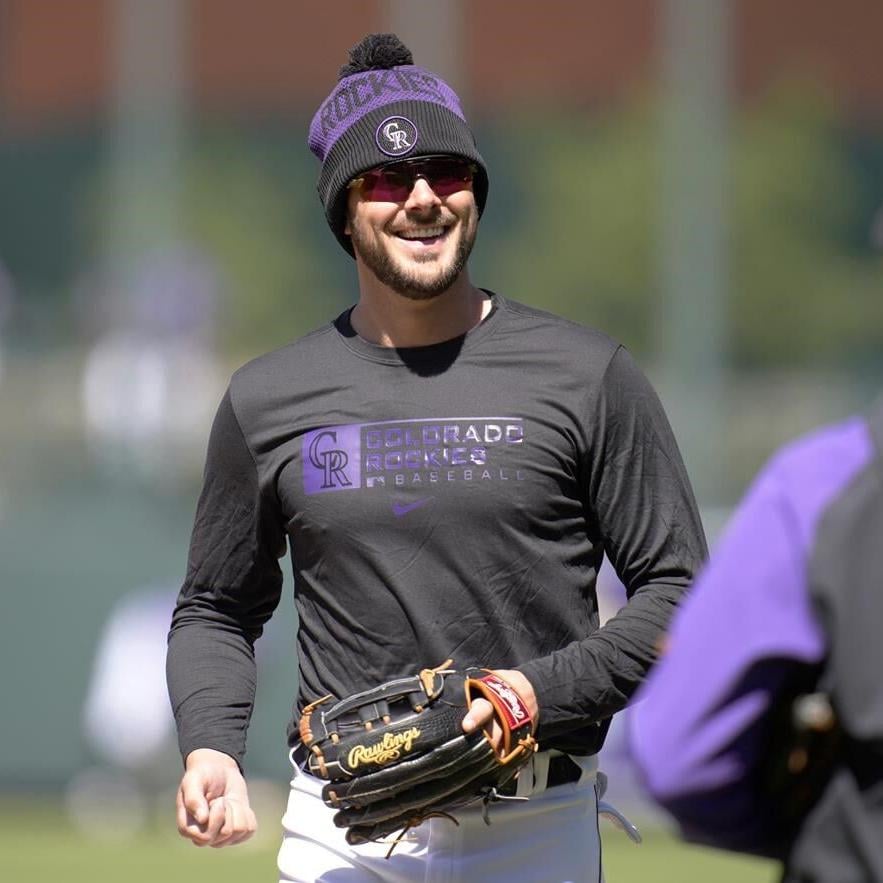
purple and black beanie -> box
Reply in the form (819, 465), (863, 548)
(308, 33), (489, 256)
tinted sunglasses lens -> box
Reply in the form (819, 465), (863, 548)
(359, 160), (474, 201)
(421, 160), (475, 196)
(360, 168), (412, 201)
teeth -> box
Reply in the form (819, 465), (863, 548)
(398, 226), (445, 240)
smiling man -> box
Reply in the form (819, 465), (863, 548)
(167, 34), (707, 883)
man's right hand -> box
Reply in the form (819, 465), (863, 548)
(176, 748), (257, 847)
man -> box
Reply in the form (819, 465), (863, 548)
(630, 401), (883, 881)
(167, 33), (707, 882)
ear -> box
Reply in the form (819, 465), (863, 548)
(343, 190), (358, 236)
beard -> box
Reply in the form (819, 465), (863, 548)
(348, 209), (478, 300)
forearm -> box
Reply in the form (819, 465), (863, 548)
(517, 579), (683, 734)
(167, 615), (259, 768)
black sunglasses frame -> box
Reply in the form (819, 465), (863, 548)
(349, 155), (477, 201)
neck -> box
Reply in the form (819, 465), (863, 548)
(350, 268), (491, 348)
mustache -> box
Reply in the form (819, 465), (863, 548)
(392, 211), (456, 234)
(405, 207), (454, 223)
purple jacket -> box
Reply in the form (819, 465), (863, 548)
(630, 414), (874, 854)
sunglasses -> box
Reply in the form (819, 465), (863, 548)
(350, 156), (476, 202)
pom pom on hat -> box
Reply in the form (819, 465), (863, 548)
(338, 34), (413, 79)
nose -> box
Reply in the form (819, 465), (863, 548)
(404, 176), (442, 212)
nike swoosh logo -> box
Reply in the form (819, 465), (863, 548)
(392, 498), (433, 517)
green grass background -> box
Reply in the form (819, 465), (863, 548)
(1, 798), (777, 883)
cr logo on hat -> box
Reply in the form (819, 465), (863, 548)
(376, 116), (418, 157)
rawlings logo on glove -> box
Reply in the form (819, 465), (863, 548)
(298, 660), (538, 849)
(348, 727), (422, 768)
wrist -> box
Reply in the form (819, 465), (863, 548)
(495, 668), (539, 726)
(185, 747), (240, 770)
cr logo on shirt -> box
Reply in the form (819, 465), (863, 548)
(307, 430), (352, 490)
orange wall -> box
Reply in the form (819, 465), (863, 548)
(467, 1), (656, 109)
(189, 0), (381, 114)
(737, 0), (883, 117)
(2, 0), (881, 134)
(1, 0), (112, 131)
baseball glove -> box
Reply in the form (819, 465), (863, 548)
(298, 660), (537, 847)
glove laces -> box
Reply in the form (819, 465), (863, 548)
(382, 811), (459, 858)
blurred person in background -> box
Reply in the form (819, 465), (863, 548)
(85, 587), (178, 771)
(80, 246), (225, 483)
(167, 33), (706, 882)
(630, 399), (883, 881)
(75, 583), (285, 842)
(68, 587), (179, 840)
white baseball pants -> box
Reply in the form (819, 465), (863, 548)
(277, 751), (603, 883)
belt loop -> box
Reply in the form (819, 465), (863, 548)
(526, 750), (552, 796)
(576, 752), (599, 786)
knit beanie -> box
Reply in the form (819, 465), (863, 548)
(308, 33), (489, 256)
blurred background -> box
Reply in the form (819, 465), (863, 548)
(2, 1), (881, 880)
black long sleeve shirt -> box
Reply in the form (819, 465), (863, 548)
(167, 293), (707, 767)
